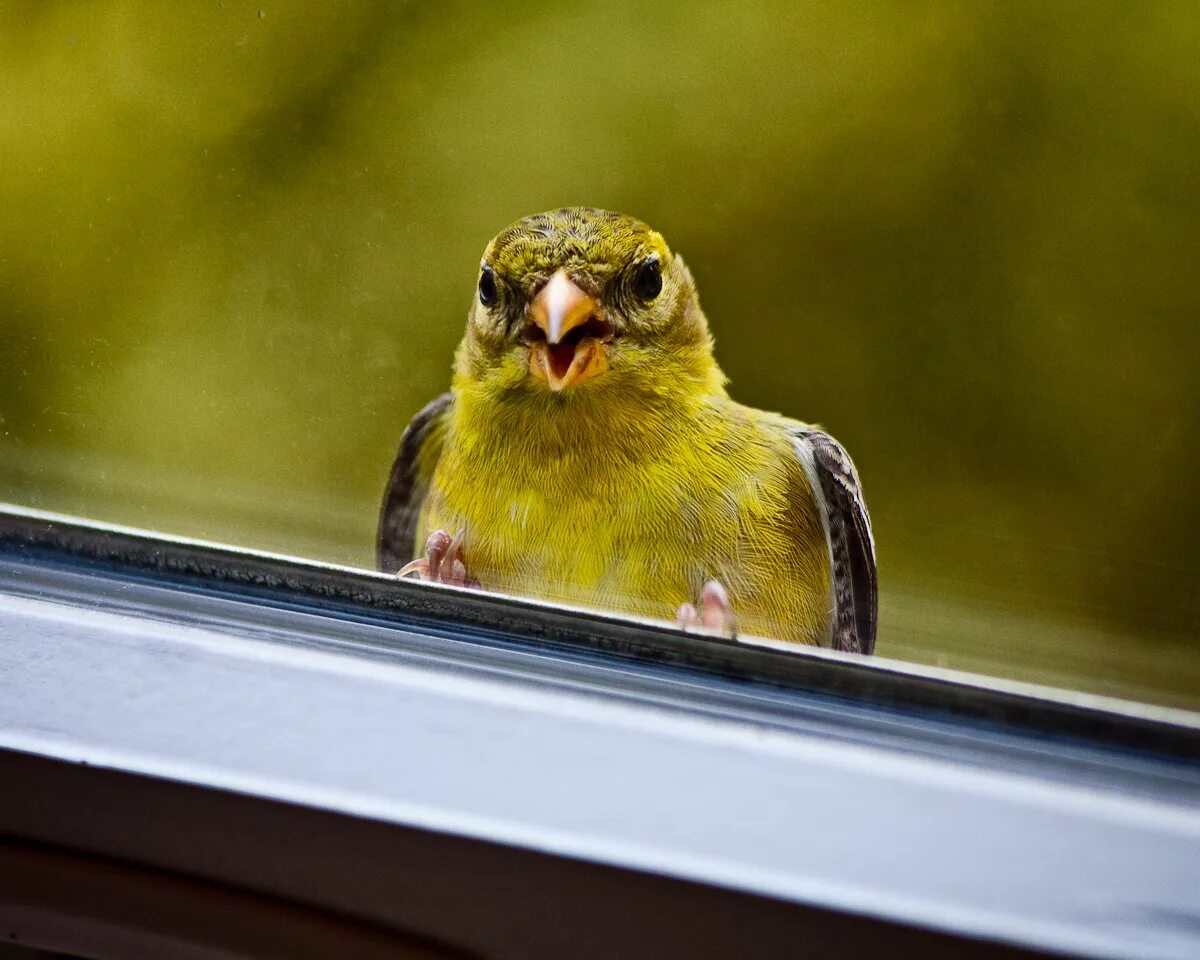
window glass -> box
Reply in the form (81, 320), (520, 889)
(1, 3), (1197, 708)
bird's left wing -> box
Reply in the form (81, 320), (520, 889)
(377, 392), (453, 573)
(788, 427), (877, 654)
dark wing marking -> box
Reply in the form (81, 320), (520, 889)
(789, 428), (877, 654)
(377, 393), (453, 573)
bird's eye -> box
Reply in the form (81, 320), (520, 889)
(633, 257), (662, 301)
(478, 264), (497, 307)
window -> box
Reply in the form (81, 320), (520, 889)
(2, 5), (1198, 959)
(3, 5), (1196, 709)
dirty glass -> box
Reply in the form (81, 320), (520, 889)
(1, 2), (1197, 707)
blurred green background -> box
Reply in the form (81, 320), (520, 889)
(2, 1), (1198, 707)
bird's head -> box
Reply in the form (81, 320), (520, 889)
(454, 208), (722, 401)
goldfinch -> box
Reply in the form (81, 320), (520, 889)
(378, 208), (876, 652)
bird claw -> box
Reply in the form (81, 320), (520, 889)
(396, 528), (481, 588)
(676, 580), (737, 639)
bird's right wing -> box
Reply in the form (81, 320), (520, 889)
(377, 393), (453, 573)
(788, 427), (877, 654)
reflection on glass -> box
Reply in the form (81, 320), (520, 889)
(1, 3), (1197, 706)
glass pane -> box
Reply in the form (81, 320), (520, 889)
(1, 3), (1197, 708)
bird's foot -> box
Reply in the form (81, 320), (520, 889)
(676, 580), (737, 639)
(396, 529), (481, 588)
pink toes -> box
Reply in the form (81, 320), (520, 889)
(676, 580), (737, 638)
(700, 580), (732, 631)
(396, 529), (480, 588)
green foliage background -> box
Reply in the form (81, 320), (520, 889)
(2, 1), (1197, 705)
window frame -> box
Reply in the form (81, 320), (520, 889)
(2, 503), (1199, 960)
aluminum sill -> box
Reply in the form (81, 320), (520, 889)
(1, 504), (1199, 960)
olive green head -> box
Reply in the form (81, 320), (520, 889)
(456, 208), (716, 398)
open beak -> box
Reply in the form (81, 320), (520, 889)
(525, 269), (612, 391)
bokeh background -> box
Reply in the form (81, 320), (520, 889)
(2, 1), (1198, 706)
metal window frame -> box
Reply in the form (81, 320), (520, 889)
(1, 504), (1199, 960)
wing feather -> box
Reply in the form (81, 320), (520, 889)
(789, 428), (877, 654)
(377, 393), (453, 573)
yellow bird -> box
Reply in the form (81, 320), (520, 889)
(378, 208), (876, 652)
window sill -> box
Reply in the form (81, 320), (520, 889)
(1, 504), (1198, 960)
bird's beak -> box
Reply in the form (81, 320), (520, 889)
(526, 269), (611, 391)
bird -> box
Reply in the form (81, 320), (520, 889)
(378, 208), (876, 652)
